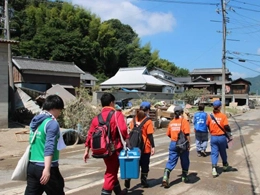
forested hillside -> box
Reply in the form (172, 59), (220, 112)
(1, 0), (189, 82)
(244, 75), (260, 94)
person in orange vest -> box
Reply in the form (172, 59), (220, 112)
(208, 100), (233, 177)
(124, 101), (155, 189)
(162, 106), (190, 188)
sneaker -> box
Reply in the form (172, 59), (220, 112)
(201, 150), (207, 157)
(197, 151), (202, 157)
(182, 176), (189, 183)
(223, 165), (233, 172)
(124, 179), (130, 189)
(212, 167), (218, 178)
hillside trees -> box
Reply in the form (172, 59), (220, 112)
(7, 0), (189, 81)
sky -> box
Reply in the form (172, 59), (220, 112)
(70, 0), (260, 79)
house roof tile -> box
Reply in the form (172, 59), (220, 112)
(190, 68), (231, 75)
(80, 72), (98, 81)
(12, 57), (84, 74)
(0, 39), (19, 44)
(100, 66), (166, 87)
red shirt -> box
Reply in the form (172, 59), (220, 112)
(85, 107), (129, 150)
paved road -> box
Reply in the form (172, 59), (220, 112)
(0, 109), (260, 195)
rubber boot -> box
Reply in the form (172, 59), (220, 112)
(124, 179), (131, 189)
(114, 181), (128, 195)
(181, 170), (189, 183)
(212, 165), (218, 178)
(101, 189), (112, 195)
(223, 163), (232, 172)
(141, 172), (149, 188)
(162, 168), (170, 188)
(113, 181), (128, 195)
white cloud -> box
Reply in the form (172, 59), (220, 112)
(257, 48), (260, 55)
(231, 72), (247, 80)
(71, 0), (176, 36)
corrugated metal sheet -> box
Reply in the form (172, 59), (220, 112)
(15, 88), (41, 114)
(39, 84), (76, 105)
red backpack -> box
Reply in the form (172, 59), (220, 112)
(90, 110), (115, 158)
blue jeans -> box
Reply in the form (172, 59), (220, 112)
(165, 141), (190, 172)
(196, 140), (208, 152)
(210, 135), (228, 166)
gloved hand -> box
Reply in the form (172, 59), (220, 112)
(226, 132), (233, 141)
(125, 139), (133, 150)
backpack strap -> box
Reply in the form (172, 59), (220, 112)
(97, 110), (115, 125)
(210, 113), (227, 135)
(105, 110), (115, 125)
(97, 110), (115, 142)
(138, 117), (151, 129)
(97, 114), (105, 125)
(133, 117), (136, 127)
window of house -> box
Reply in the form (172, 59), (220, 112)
(214, 76), (222, 81)
(233, 85), (245, 90)
(84, 80), (91, 84)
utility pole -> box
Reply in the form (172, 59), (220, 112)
(4, 0), (15, 115)
(221, 0), (227, 113)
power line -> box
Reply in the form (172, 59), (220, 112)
(137, 0), (219, 6)
(227, 59), (260, 74)
(232, 0), (260, 8)
(228, 5), (260, 13)
(228, 50), (260, 57)
(227, 56), (260, 64)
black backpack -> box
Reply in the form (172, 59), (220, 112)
(129, 117), (150, 151)
(176, 119), (188, 153)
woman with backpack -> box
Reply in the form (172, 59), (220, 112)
(162, 105), (191, 188)
(124, 101), (155, 189)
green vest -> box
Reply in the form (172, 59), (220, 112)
(29, 118), (60, 163)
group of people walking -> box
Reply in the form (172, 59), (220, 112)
(24, 92), (233, 195)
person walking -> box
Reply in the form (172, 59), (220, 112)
(83, 93), (129, 195)
(162, 106), (191, 188)
(124, 101), (155, 189)
(209, 100), (233, 178)
(25, 94), (66, 195)
(193, 103), (210, 157)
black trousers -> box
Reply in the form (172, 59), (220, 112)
(25, 162), (65, 195)
(140, 153), (151, 173)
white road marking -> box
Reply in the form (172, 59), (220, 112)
(64, 149), (85, 154)
(66, 143), (197, 194)
(64, 170), (102, 181)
